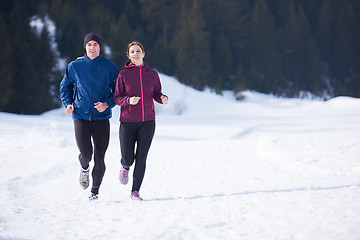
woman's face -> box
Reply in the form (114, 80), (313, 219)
(128, 44), (145, 66)
(86, 40), (100, 60)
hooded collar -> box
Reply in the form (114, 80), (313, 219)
(125, 61), (145, 69)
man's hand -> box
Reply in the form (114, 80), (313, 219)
(66, 104), (74, 115)
(94, 102), (108, 112)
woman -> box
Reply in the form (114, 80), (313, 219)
(60, 32), (119, 201)
(114, 41), (168, 201)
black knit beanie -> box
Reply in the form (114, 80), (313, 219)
(84, 32), (102, 49)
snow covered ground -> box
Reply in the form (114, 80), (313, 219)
(1, 74), (360, 240)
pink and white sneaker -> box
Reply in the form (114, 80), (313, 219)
(130, 191), (143, 201)
(119, 166), (129, 185)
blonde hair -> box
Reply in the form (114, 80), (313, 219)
(127, 41), (145, 57)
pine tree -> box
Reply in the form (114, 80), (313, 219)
(108, 14), (145, 66)
(203, 0), (251, 91)
(5, 0), (39, 114)
(151, 36), (176, 75)
(212, 31), (233, 92)
(281, 2), (322, 96)
(172, 2), (191, 85)
(139, 0), (179, 74)
(301, 0), (324, 30)
(280, 1), (299, 94)
(266, 0), (290, 26)
(2, 0), (57, 114)
(108, 14), (132, 64)
(297, 5), (322, 95)
(35, 24), (57, 112)
(233, 63), (246, 94)
(0, 15), (13, 111)
(140, 0), (178, 44)
(316, 0), (338, 77)
(172, 0), (211, 89)
(333, 2), (360, 97)
(54, 1), (85, 60)
(248, 0), (279, 93)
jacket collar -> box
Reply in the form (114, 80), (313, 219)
(125, 61), (145, 69)
(84, 53), (102, 63)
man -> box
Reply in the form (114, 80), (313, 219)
(60, 32), (119, 200)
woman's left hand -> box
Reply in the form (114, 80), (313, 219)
(161, 95), (168, 104)
(94, 102), (109, 112)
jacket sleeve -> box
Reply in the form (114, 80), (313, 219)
(114, 73), (130, 107)
(153, 73), (165, 104)
(59, 65), (75, 108)
(105, 64), (119, 109)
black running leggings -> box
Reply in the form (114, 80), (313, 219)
(74, 119), (110, 194)
(120, 120), (155, 193)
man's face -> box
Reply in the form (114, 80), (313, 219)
(86, 40), (100, 60)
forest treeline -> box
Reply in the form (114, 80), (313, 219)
(1, 0), (359, 114)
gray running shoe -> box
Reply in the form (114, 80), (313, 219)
(79, 167), (90, 189)
(119, 166), (129, 185)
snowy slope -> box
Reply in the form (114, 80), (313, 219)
(1, 74), (360, 240)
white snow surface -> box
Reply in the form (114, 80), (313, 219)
(1, 73), (360, 240)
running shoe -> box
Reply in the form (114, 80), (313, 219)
(89, 193), (98, 201)
(119, 166), (129, 185)
(79, 166), (90, 189)
(130, 191), (143, 201)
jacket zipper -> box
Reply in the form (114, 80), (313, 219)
(89, 64), (94, 121)
(140, 65), (145, 122)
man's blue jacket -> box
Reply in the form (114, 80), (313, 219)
(60, 54), (119, 120)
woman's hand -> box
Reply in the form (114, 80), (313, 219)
(94, 102), (109, 112)
(129, 96), (141, 105)
(66, 104), (74, 115)
(161, 95), (168, 104)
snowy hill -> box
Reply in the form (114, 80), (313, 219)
(1, 74), (360, 240)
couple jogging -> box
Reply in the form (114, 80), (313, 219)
(60, 32), (168, 201)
